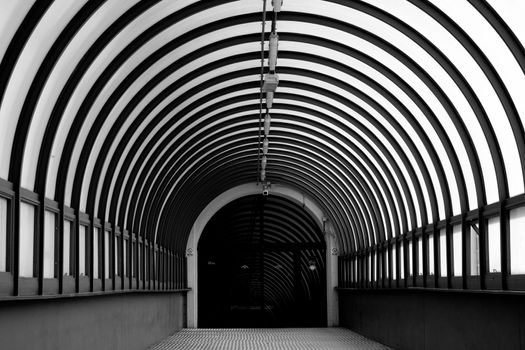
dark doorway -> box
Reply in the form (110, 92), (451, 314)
(198, 195), (327, 328)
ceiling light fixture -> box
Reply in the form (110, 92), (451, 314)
(257, 0), (281, 187)
(269, 32), (279, 71)
(264, 113), (271, 136)
(261, 155), (267, 169)
(266, 91), (274, 109)
(262, 73), (279, 92)
(272, 0), (283, 12)
(262, 138), (269, 155)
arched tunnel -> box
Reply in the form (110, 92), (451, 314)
(0, 0), (525, 349)
(198, 194), (326, 328)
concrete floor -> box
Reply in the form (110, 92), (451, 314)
(148, 328), (392, 350)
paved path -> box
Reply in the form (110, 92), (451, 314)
(148, 328), (392, 350)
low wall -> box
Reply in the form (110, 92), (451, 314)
(339, 288), (525, 350)
(0, 291), (186, 350)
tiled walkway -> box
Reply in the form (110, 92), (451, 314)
(148, 328), (392, 350)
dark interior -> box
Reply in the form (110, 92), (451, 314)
(198, 195), (326, 328)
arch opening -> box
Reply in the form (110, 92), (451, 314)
(185, 182), (339, 328)
(198, 194), (327, 328)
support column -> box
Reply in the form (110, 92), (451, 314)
(326, 229), (339, 326)
(186, 226), (198, 328)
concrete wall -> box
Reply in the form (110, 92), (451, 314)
(0, 291), (186, 350)
(339, 288), (525, 350)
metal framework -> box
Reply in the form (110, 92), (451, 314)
(0, 0), (525, 299)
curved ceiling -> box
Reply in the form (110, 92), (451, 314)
(0, 0), (524, 255)
(199, 194), (325, 248)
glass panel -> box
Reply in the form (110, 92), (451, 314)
(43, 211), (55, 278)
(362, 0), (493, 212)
(2, 0), (87, 182)
(348, 259), (352, 284)
(280, 5), (467, 216)
(392, 245), (397, 280)
(132, 241), (136, 278)
(487, 217), (501, 273)
(21, 0), (138, 191)
(146, 247), (149, 282)
(145, 245), (149, 281)
(440, 228), (447, 277)
(436, 3), (525, 195)
(368, 252), (371, 282)
(160, 249), (163, 283)
(488, 0), (525, 51)
(0, 2), (33, 66)
(79, 225), (86, 276)
(63, 220), (71, 276)
(377, 251), (381, 281)
(470, 223), (480, 276)
(154, 248), (158, 281)
(418, 237), (423, 276)
(139, 243), (142, 281)
(350, 258), (355, 284)
(453, 225), (462, 276)
(19, 202), (35, 277)
(114, 236), (119, 277)
(406, 0), (523, 201)
(124, 238), (128, 277)
(510, 207), (525, 274)
(400, 243), (405, 279)
(428, 234), (435, 276)
(409, 240), (413, 276)
(104, 230), (110, 279)
(384, 249), (389, 279)
(93, 227), (99, 279)
(346, 258), (350, 284)
(0, 197), (7, 272)
(353, 257), (357, 283)
(373, 251), (377, 281)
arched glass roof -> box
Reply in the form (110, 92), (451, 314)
(0, 0), (524, 255)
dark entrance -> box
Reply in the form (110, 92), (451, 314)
(198, 195), (327, 328)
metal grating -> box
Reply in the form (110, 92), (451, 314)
(148, 328), (393, 350)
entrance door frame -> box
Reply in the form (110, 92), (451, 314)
(185, 182), (339, 328)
